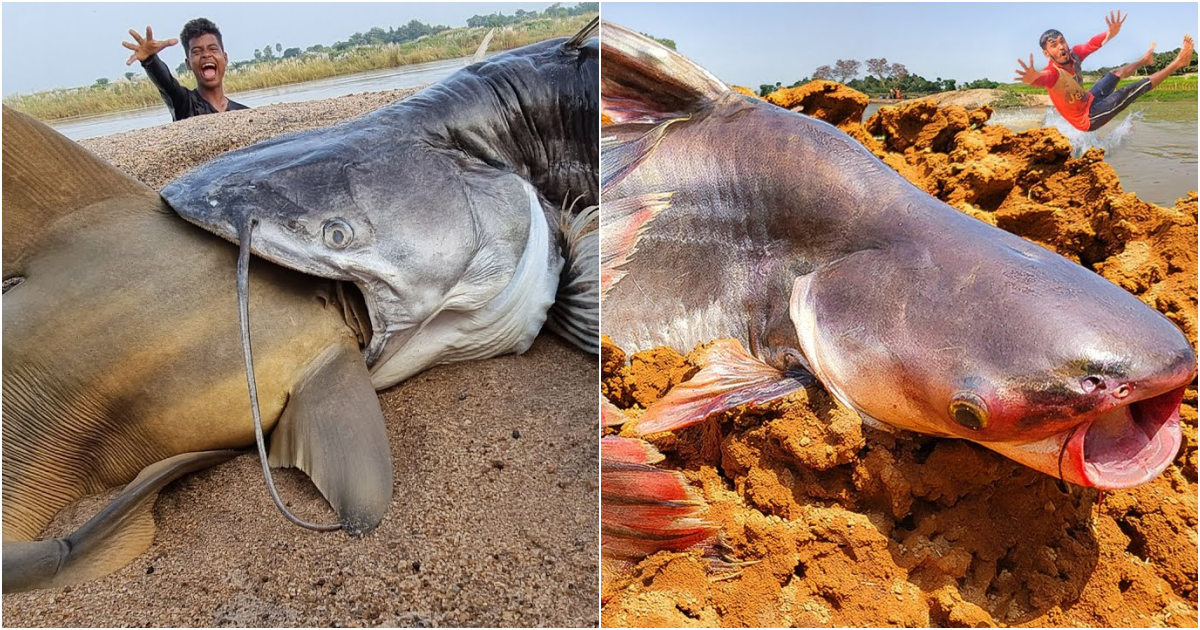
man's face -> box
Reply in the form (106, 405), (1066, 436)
(1042, 35), (1071, 65)
(186, 33), (228, 90)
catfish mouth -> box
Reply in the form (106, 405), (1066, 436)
(1071, 385), (1187, 490)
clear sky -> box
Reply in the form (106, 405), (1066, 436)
(1, 2), (576, 96)
(601, 2), (1199, 89)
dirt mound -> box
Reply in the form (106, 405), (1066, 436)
(601, 82), (1197, 627)
(765, 80), (869, 129)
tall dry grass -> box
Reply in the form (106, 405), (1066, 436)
(5, 14), (595, 121)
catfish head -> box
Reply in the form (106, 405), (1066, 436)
(791, 207), (1196, 490)
(164, 128), (553, 378)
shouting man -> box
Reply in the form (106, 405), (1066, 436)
(123, 18), (248, 121)
(1015, 10), (1193, 132)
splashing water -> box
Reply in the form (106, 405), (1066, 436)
(1041, 107), (1144, 158)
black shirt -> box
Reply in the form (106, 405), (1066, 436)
(140, 54), (248, 121)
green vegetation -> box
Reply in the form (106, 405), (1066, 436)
(1093, 46), (1197, 76)
(468, 2), (596, 27)
(5, 9), (596, 121)
(998, 74), (1197, 102)
(758, 46), (1198, 102)
(641, 33), (677, 50)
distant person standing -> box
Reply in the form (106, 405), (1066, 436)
(1014, 10), (1194, 131)
(122, 18), (248, 121)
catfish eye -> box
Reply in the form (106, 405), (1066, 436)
(322, 219), (353, 249)
(949, 392), (988, 430)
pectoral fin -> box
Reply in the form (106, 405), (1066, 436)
(635, 339), (812, 434)
(599, 192), (673, 299)
(268, 342), (393, 536)
(2, 450), (238, 593)
(600, 118), (686, 193)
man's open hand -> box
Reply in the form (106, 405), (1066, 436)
(1013, 53), (1042, 85)
(122, 26), (178, 65)
(1105, 10), (1126, 40)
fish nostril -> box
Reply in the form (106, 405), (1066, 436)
(1081, 375), (1105, 393)
(1113, 384), (1131, 399)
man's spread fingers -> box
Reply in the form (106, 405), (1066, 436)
(129, 29), (144, 44)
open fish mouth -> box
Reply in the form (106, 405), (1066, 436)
(1070, 385), (1187, 490)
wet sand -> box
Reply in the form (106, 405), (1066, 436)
(3, 90), (599, 627)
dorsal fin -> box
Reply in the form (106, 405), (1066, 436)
(564, 16), (599, 49)
(2, 106), (157, 279)
(600, 21), (728, 124)
(471, 28), (495, 63)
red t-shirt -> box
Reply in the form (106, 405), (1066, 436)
(1032, 32), (1109, 131)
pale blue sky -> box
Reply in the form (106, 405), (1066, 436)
(1, 2), (577, 95)
(601, 2), (1199, 88)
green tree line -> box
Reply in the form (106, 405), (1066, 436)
(759, 47), (1197, 99)
(467, 2), (598, 28)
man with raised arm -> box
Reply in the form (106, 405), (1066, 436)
(123, 18), (248, 121)
(1015, 10), (1193, 131)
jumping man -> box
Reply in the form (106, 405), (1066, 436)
(1015, 10), (1193, 132)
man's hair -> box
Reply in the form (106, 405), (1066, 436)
(1039, 29), (1065, 49)
(180, 17), (223, 53)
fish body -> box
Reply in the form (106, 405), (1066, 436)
(600, 22), (1196, 492)
(2, 107), (392, 591)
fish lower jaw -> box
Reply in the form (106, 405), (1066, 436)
(1073, 385), (1186, 490)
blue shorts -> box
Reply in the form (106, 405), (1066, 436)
(1087, 72), (1152, 130)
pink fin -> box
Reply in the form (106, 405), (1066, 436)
(602, 396), (630, 427)
(636, 339), (809, 434)
(601, 436), (717, 560)
(600, 21), (727, 124)
(599, 192), (673, 298)
(600, 118), (685, 193)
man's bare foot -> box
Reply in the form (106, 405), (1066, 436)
(1137, 43), (1156, 68)
(1172, 35), (1194, 70)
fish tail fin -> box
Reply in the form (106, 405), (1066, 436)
(1, 106), (157, 281)
(1, 450), (238, 593)
(601, 436), (718, 560)
(547, 199), (599, 353)
(600, 21), (728, 123)
(564, 16), (599, 49)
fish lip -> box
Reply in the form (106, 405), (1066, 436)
(1069, 383), (1188, 490)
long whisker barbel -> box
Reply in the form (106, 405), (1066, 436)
(238, 218), (341, 532)
(1056, 425), (1081, 495)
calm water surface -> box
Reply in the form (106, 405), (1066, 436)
(49, 56), (474, 141)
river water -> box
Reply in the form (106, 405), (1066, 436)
(864, 101), (1198, 208)
(48, 56), (472, 141)
(51, 74), (1196, 207)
